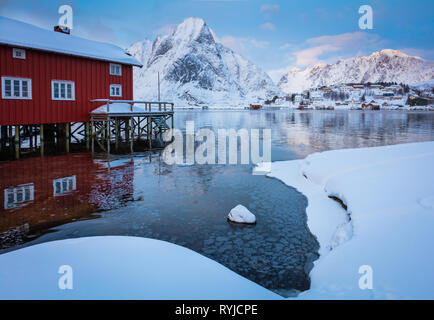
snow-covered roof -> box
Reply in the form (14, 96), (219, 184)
(0, 16), (142, 67)
(90, 103), (147, 115)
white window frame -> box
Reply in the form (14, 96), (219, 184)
(53, 175), (77, 196)
(51, 80), (75, 101)
(12, 48), (26, 59)
(4, 183), (34, 210)
(109, 63), (122, 76)
(110, 84), (122, 97)
(1, 76), (32, 99)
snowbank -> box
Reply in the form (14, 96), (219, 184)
(269, 141), (434, 299)
(0, 236), (278, 299)
(228, 205), (256, 224)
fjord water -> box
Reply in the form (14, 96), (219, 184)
(1, 110), (433, 296)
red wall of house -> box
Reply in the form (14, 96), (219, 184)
(0, 45), (134, 125)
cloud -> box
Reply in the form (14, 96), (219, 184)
(280, 43), (292, 49)
(288, 31), (385, 67)
(260, 22), (276, 31)
(399, 48), (434, 60)
(218, 35), (269, 53)
(294, 44), (339, 66)
(260, 4), (280, 17)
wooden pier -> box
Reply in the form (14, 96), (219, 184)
(89, 100), (174, 154)
(0, 100), (174, 160)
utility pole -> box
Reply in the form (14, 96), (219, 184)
(158, 72), (161, 102)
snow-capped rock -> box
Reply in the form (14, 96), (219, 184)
(228, 205), (256, 224)
(127, 17), (281, 107)
(278, 49), (434, 93)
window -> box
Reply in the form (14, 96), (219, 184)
(53, 176), (76, 196)
(52, 80), (75, 100)
(1, 77), (32, 99)
(12, 48), (26, 59)
(110, 63), (122, 76)
(110, 84), (122, 97)
(4, 183), (34, 210)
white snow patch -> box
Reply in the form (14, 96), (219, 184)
(0, 236), (278, 299)
(269, 141), (434, 299)
(228, 205), (256, 224)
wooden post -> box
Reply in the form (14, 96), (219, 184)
(137, 117), (141, 141)
(126, 119), (130, 143)
(14, 125), (20, 159)
(148, 116), (152, 149)
(91, 120), (94, 154)
(0, 125), (7, 151)
(65, 123), (70, 153)
(107, 118), (111, 155)
(115, 118), (119, 152)
(9, 126), (13, 149)
(29, 125), (33, 150)
(40, 124), (44, 156)
(130, 117), (134, 154)
(85, 122), (90, 150)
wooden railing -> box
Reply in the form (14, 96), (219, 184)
(91, 99), (174, 113)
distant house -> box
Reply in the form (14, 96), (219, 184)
(362, 103), (380, 110)
(352, 84), (365, 89)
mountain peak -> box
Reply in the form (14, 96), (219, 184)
(173, 17), (210, 42)
(372, 49), (409, 58)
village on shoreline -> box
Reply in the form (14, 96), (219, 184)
(265, 81), (434, 111)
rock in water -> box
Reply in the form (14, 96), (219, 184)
(228, 205), (256, 224)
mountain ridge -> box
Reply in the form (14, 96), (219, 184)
(277, 49), (434, 93)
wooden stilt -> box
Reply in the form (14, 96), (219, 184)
(14, 125), (20, 160)
(130, 117), (134, 153)
(148, 116), (152, 149)
(115, 119), (119, 152)
(107, 118), (111, 155)
(65, 123), (70, 153)
(9, 126), (13, 149)
(40, 124), (44, 156)
(0, 125), (7, 151)
(91, 120), (94, 154)
(137, 117), (141, 141)
(85, 122), (90, 150)
(126, 119), (130, 143)
(29, 125), (33, 150)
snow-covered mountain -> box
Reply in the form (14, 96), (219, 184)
(278, 49), (434, 93)
(127, 17), (281, 107)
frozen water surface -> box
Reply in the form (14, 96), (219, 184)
(1, 110), (433, 296)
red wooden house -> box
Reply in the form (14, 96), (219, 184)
(0, 16), (142, 126)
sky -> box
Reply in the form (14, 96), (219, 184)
(1, 0), (433, 81)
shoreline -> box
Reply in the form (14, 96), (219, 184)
(268, 141), (434, 299)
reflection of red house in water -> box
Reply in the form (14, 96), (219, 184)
(0, 153), (134, 238)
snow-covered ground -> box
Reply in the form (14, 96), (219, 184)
(269, 141), (434, 299)
(0, 236), (278, 299)
(1, 142), (433, 299)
